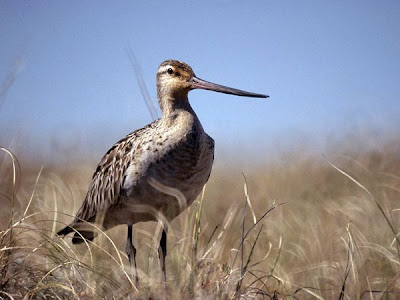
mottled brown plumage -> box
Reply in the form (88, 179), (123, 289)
(57, 59), (267, 281)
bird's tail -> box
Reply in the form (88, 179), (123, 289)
(57, 222), (95, 244)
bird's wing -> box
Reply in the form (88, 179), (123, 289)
(73, 120), (159, 223)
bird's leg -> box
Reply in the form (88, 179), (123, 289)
(126, 224), (139, 285)
(158, 227), (168, 282)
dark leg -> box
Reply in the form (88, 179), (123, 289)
(158, 228), (168, 282)
(126, 224), (138, 284)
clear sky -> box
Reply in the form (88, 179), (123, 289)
(1, 1), (399, 164)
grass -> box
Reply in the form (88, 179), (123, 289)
(1, 139), (400, 299)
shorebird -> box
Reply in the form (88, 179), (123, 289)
(57, 59), (267, 282)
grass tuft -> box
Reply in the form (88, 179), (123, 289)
(1, 140), (400, 299)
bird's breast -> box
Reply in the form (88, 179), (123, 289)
(123, 121), (214, 208)
(151, 127), (212, 183)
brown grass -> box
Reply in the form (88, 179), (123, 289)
(1, 139), (400, 299)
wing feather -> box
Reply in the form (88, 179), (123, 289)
(72, 120), (160, 224)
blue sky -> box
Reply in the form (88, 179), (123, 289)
(1, 1), (399, 164)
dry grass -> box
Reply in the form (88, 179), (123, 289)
(1, 139), (400, 299)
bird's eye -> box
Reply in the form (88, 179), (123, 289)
(167, 68), (173, 75)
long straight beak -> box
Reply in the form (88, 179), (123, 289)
(189, 76), (268, 98)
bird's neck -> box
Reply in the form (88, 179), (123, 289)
(159, 94), (199, 127)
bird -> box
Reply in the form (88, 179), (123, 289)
(57, 59), (268, 283)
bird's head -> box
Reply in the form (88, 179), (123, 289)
(156, 59), (268, 100)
